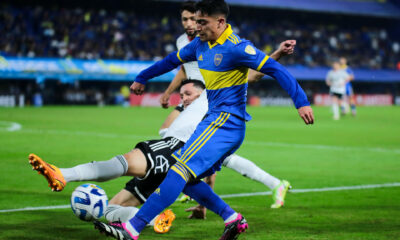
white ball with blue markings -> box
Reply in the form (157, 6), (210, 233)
(70, 183), (108, 221)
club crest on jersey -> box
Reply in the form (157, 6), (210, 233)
(214, 54), (223, 66)
(245, 45), (256, 55)
(198, 54), (203, 61)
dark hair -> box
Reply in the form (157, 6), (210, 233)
(180, 79), (206, 90)
(180, 1), (197, 14)
(196, 0), (229, 18)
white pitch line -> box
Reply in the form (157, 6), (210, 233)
(219, 182), (400, 198)
(0, 205), (71, 213)
(0, 121), (22, 132)
(244, 141), (400, 155)
(3, 127), (400, 154)
(1, 182), (399, 213)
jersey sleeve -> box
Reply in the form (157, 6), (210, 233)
(176, 37), (200, 63)
(258, 57), (310, 109)
(135, 51), (183, 84)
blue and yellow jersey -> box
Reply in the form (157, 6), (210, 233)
(341, 64), (354, 87)
(176, 24), (270, 120)
(135, 24), (309, 119)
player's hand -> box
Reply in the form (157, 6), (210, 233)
(298, 106), (314, 125)
(279, 40), (296, 56)
(160, 92), (170, 108)
(130, 82), (145, 95)
(185, 205), (207, 219)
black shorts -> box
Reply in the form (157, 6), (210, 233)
(124, 137), (184, 203)
(330, 92), (344, 99)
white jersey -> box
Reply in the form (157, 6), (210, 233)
(326, 69), (349, 95)
(176, 33), (204, 83)
(163, 91), (208, 142)
(161, 34), (209, 142)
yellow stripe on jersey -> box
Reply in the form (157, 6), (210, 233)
(171, 165), (188, 181)
(171, 154), (198, 178)
(256, 55), (269, 71)
(180, 113), (225, 162)
(183, 113), (230, 164)
(180, 113), (228, 164)
(174, 162), (190, 179)
(229, 34), (239, 44)
(177, 51), (185, 63)
(200, 67), (249, 90)
(227, 37), (236, 45)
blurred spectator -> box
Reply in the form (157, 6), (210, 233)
(0, 4), (398, 69)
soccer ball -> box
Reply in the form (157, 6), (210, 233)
(70, 183), (108, 221)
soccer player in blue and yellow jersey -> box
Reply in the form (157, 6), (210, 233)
(94, 0), (314, 239)
(340, 57), (357, 116)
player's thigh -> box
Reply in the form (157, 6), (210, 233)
(173, 112), (245, 178)
(123, 148), (147, 177)
(109, 189), (141, 207)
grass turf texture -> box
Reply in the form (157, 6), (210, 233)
(0, 106), (399, 240)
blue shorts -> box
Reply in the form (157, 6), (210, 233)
(346, 83), (354, 96)
(171, 112), (245, 180)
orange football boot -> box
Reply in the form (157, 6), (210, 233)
(28, 153), (66, 192)
(153, 209), (176, 234)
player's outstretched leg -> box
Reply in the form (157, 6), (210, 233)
(271, 180), (291, 209)
(94, 221), (138, 240)
(220, 213), (248, 240)
(28, 153), (66, 191)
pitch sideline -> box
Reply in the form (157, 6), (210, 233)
(1, 182), (399, 213)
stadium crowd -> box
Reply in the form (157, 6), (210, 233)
(0, 4), (399, 70)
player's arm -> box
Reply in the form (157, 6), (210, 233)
(236, 42), (314, 124)
(248, 40), (296, 83)
(325, 73), (331, 86)
(160, 67), (187, 108)
(347, 68), (355, 81)
(131, 39), (199, 95)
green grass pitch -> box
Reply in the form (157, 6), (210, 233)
(0, 106), (399, 240)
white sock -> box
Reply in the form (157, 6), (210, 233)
(105, 204), (156, 226)
(223, 154), (280, 189)
(60, 155), (128, 182)
(332, 103), (340, 119)
(224, 212), (238, 224)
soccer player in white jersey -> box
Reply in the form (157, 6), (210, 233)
(159, 1), (295, 211)
(28, 80), (206, 234)
(326, 61), (351, 120)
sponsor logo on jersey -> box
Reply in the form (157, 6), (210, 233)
(214, 54), (223, 66)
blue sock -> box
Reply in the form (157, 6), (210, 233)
(129, 169), (187, 233)
(183, 180), (235, 221)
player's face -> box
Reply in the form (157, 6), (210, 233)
(339, 58), (347, 66)
(195, 11), (223, 42)
(180, 83), (202, 108)
(181, 10), (197, 37)
(333, 62), (340, 70)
